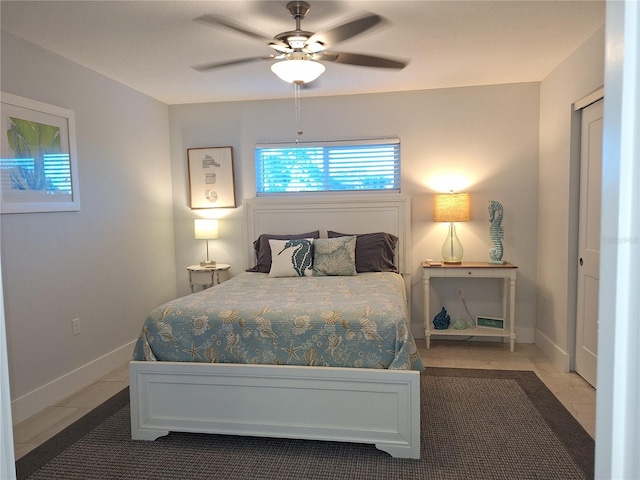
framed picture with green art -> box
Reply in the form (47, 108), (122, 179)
(1, 92), (80, 213)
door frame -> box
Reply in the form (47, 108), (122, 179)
(574, 95), (604, 386)
(569, 86), (604, 372)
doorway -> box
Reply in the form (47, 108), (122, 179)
(575, 96), (603, 388)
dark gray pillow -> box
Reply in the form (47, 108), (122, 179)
(327, 231), (398, 273)
(246, 231), (320, 273)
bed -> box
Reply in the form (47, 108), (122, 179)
(129, 194), (423, 459)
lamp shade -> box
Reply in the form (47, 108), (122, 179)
(194, 219), (219, 240)
(433, 192), (471, 223)
(271, 59), (325, 84)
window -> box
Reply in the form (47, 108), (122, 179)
(255, 138), (400, 195)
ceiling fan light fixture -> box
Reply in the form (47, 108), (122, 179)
(271, 58), (325, 84)
(287, 35), (308, 49)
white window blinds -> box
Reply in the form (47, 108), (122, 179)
(255, 138), (400, 194)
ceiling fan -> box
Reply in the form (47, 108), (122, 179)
(192, 1), (408, 84)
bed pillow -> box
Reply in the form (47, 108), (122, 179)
(327, 231), (398, 273)
(246, 231), (320, 273)
(268, 238), (314, 277)
(313, 236), (357, 276)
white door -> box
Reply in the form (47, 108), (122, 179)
(575, 98), (603, 387)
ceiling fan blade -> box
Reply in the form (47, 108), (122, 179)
(321, 52), (408, 70)
(307, 13), (384, 47)
(193, 14), (288, 49)
(192, 56), (277, 72)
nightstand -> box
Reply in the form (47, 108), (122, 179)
(187, 264), (231, 292)
(422, 262), (518, 351)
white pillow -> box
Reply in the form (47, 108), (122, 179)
(268, 238), (314, 277)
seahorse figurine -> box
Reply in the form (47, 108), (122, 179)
(488, 200), (506, 264)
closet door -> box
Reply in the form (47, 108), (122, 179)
(575, 98), (603, 388)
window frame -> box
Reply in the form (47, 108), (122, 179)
(255, 137), (401, 196)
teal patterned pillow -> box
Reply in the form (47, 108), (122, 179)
(268, 238), (314, 277)
(313, 236), (357, 276)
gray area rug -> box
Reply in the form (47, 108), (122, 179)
(16, 368), (594, 479)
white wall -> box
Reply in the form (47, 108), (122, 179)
(168, 83), (540, 341)
(1, 32), (177, 422)
(536, 27), (605, 370)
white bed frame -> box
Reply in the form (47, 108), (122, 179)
(130, 194), (420, 459)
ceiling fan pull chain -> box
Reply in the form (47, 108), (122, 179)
(295, 82), (303, 139)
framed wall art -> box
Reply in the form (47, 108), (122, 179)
(188, 146), (236, 209)
(1, 92), (80, 214)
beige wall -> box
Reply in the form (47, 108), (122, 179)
(169, 83), (541, 340)
(1, 32), (177, 421)
(537, 26), (605, 370)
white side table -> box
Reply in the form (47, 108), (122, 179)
(187, 264), (231, 292)
(422, 262), (518, 351)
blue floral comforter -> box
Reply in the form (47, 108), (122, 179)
(133, 272), (423, 371)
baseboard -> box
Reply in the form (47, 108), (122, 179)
(535, 329), (571, 372)
(11, 340), (135, 424)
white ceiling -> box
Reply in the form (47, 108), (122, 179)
(1, 1), (605, 105)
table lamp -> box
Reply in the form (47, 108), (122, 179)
(194, 218), (218, 267)
(433, 192), (471, 264)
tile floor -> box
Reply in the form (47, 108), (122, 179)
(12, 363), (130, 460)
(12, 340), (596, 460)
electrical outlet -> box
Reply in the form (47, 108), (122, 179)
(456, 288), (464, 300)
(72, 318), (80, 336)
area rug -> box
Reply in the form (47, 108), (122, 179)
(16, 368), (594, 480)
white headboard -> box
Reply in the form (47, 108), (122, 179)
(244, 194), (411, 275)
